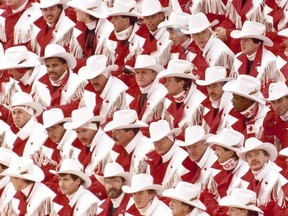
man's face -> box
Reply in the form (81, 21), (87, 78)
(207, 82), (224, 101)
(74, 127), (97, 146)
(89, 74), (108, 93)
(227, 207), (248, 216)
(45, 57), (68, 81)
(12, 108), (32, 128)
(192, 29), (212, 49)
(132, 190), (154, 209)
(58, 174), (81, 195)
(111, 15), (130, 33)
(111, 129), (134, 147)
(75, 9), (87, 22)
(164, 77), (185, 96)
(169, 199), (190, 216)
(42, 5), (62, 24)
(7, 68), (27, 80)
(10, 177), (24, 191)
(246, 149), (269, 171)
(46, 123), (66, 143)
(271, 96), (288, 116)
(186, 141), (207, 162)
(104, 176), (124, 199)
(231, 94), (253, 112)
(135, 69), (157, 88)
(240, 38), (261, 55)
(5, 0), (25, 10)
(153, 136), (173, 156)
(168, 29), (189, 46)
(214, 145), (234, 163)
(143, 12), (165, 32)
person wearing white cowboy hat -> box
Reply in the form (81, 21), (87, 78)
(222, 75), (270, 139)
(101, 0), (146, 86)
(176, 126), (219, 192)
(276, 27), (288, 84)
(230, 21), (284, 98)
(238, 137), (288, 215)
(0, 147), (18, 210)
(145, 120), (188, 189)
(31, 0), (75, 56)
(67, 0), (114, 71)
(31, 108), (76, 186)
(50, 158), (99, 215)
(205, 128), (254, 215)
(0, 0), (42, 50)
(63, 108), (113, 183)
(33, 43), (86, 117)
(134, 0), (173, 67)
(103, 109), (153, 174)
(179, 12), (235, 75)
(196, 66), (233, 133)
(158, 11), (197, 63)
(4, 92), (47, 159)
(156, 59), (206, 139)
(261, 82), (288, 164)
(0, 156), (56, 216)
(78, 54), (132, 122)
(162, 181), (209, 216)
(122, 173), (172, 216)
(0, 45), (43, 107)
(95, 162), (140, 216)
(219, 188), (264, 216)
(126, 55), (168, 126)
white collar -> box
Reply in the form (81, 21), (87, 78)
(21, 183), (34, 197)
(86, 20), (97, 30)
(115, 25), (133, 41)
(12, 0), (28, 13)
(280, 110), (288, 121)
(161, 141), (177, 163)
(196, 147), (210, 169)
(111, 192), (125, 208)
(68, 185), (85, 207)
(124, 131), (142, 154)
(17, 117), (36, 140)
(139, 82), (154, 94)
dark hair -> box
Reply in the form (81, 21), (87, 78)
(121, 15), (138, 26)
(123, 128), (140, 135)
(248, 210), (259, 216)
(174, 77), (192, 91)
(0, 163), (8, 170)
(222, 146), (240, 160)
(251, 38), (263, 44)
(58, 173), (84, 184)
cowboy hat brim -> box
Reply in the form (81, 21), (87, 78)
(157, 69), (197, 80)
(104, 120), (148, 132)
(230, 30), (273, 47)
(67, 1), (108, 18)
(122, 184), (164, 194)
(39, 52), (77, 69)
(79, 65), (119, 80)
(181, 20), (219, 34)
(95, 172), (132, 186)
(43, 117), (71, 129)
(50, 169), (91, 188)
(6, 102), (43, 117)
(0, 52), (40, 70)
(126, 64), (165, 74)
(222, 80), (265, 104)
(139, 7), (171, 17)
(196, 77), (231, 86)
(239, 143), (278, 162)
(146, 128), (181, 143)
(162, 189), (206, 211)
(179, 134), (212, 147)
(64, 116), (105, 130)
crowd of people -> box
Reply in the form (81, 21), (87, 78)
(0, 0), (288, 215)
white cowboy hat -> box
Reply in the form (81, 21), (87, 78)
(0, 157), (44, 182)
(138, 0), (171, 17)
(178, 125), (212, 147)
(0, 46), (40, 70)
(126, 55), (164, 73)
(95, 162), (132, 185)
(196, 66), (231, 86)
(122, 173), (164, 194)
(239, 137), (278, 162)
(280, 147), (288, 156)
(230, 21), (273, 47)
(67, 0), (108, 18)
(107, 0), (138, 17)
(219, 188), (263, 214)
(64, 107), (104, 130)
(181, 12), (219, 34)
(43, 108), (70, 129)
(6, 92), (43, 117)
(104, 109), (148, 132)
(158, 11), (190, 30)
(50, 159), (91, 188)
(206, 128), (245, 152)
(0, 147), (18, 167)
(222, 75), (265, 104)
(265, 82), (288, 101)
(147, 120), (181, 143)
(78, 55), (118, 80)
(35, 0), (68, 9)
(162, 181), (206, 210)
(278, 28), (288, 38)
(39, 44), (76, 69)
(157, 59), (197, 80)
